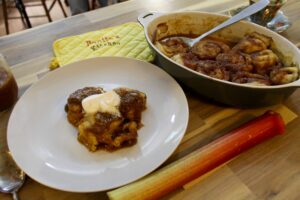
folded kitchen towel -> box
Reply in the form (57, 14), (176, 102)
(50, 22), (155, 70)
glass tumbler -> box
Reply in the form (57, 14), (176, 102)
(249, 0), (287, 26)
(0, 54), (18, 111)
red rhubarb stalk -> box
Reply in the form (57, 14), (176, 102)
(107, 111), (285, 200)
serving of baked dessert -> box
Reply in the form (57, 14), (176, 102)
(156, 32), (299, 86)
(65, 86), (147, 152)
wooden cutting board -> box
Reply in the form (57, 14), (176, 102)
(0, 87), (298, 200)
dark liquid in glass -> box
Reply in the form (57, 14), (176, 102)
(0, 67), (18, 111)
(250, 0), (285, 26)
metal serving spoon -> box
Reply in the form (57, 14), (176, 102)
(0, 150), (25, 200)
(172, 0), (270, 47)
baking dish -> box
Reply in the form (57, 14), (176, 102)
(138, 12), (300, 107)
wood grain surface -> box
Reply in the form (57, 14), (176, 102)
(1, 0), (300, 199)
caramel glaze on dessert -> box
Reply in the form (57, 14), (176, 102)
(65, 87), (147, 152)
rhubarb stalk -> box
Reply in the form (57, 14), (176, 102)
(107, 111), (285, 200)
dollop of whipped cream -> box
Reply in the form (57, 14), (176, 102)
(82, 91), (121, 115)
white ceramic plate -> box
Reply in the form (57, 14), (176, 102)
(7, 57), (189, 192)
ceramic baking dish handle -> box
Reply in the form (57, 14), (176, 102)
(138, 12), (163, 27)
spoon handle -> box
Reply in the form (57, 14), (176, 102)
(192, 0), (270, 45)
(12, 191), (19, 200)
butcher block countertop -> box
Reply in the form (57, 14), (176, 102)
(1, 0), (300, 199)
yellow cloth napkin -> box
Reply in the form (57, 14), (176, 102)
(50, 22), (155, 70)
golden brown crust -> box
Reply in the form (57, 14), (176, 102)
(68, 87), (105, 104)
(155, 38), (189, 57)
(65, 87), (104, 127)
(270, 67), (299, 85)
(216, 52), (254, 73)
(192, 39), (230, 60)
(195, 60), (230, 81)
(232, 32), (271, 54)
(171, 52), (200, 70)
(231, 71), (271, 85)
(114, 87), (147, 124)
(251, 49), (279, 74)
